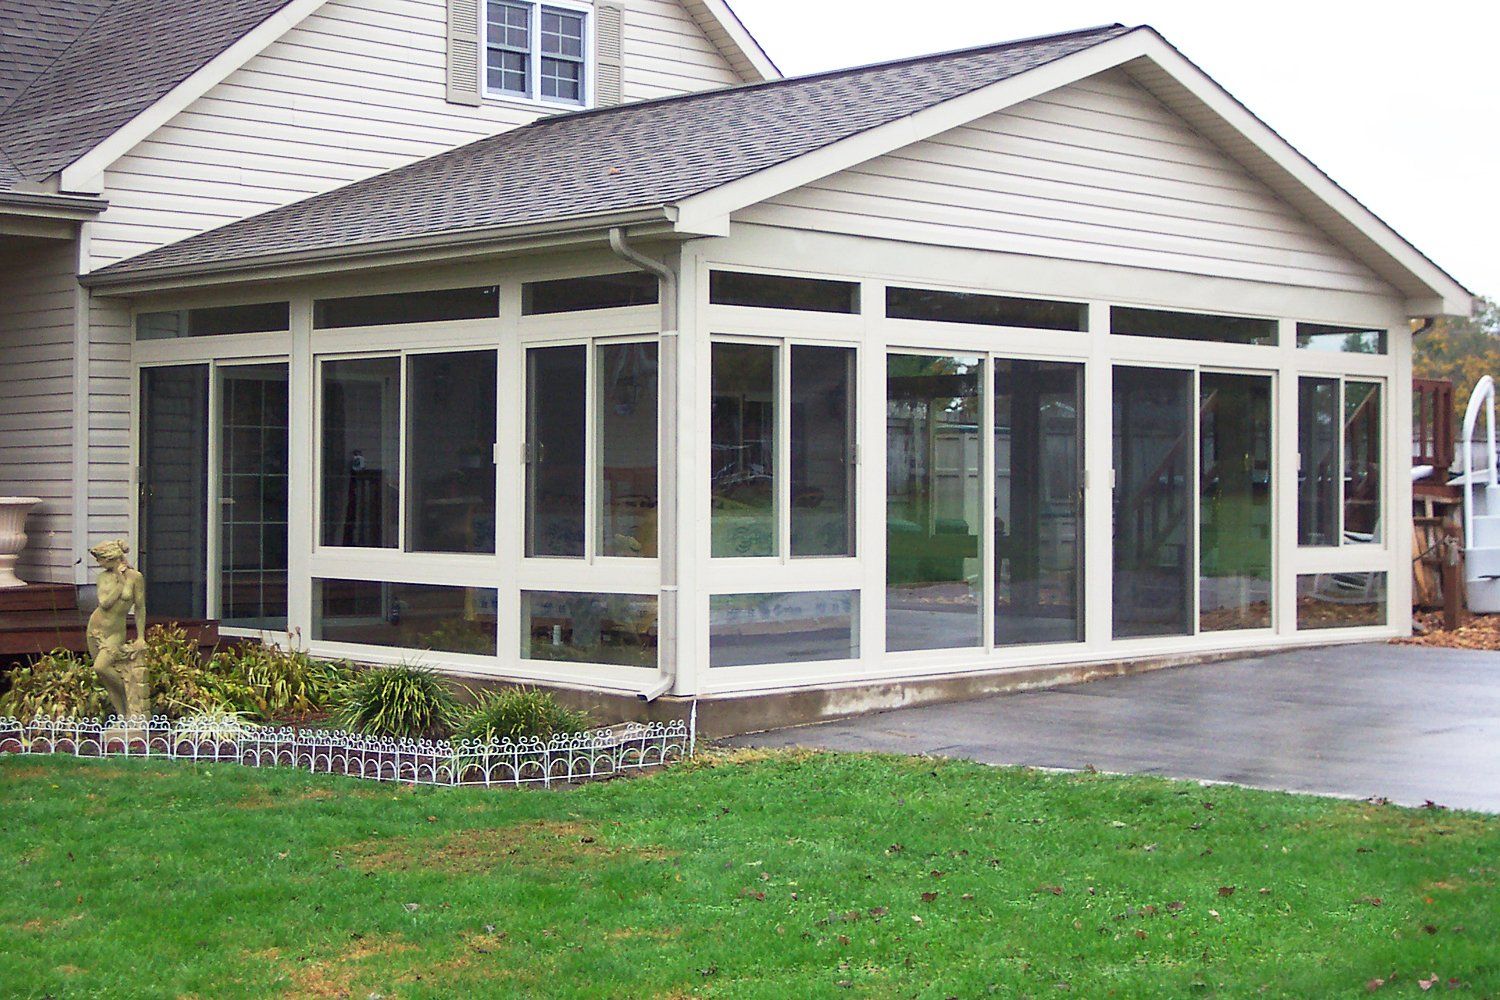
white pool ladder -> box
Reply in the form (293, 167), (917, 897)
(1459, 375), (1500, 611)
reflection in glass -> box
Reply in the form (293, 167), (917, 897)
(1296, 573), (1386, 629)
(711, 343), (777, 557)
(790, 346), (855, 557)
(526, 346), (586, 557)
(886, 354), (983, 651)
(219, 365), (289, 630)
(710, 591), (859, 667)
(314, 579), (497, 655)
(1113, 366), (1193, 638)
(140, 365), (210, 620)
(1199, 373), (1272, 631)
(407, 351), (496, 554)
(321, 357), (400, 548)
(994, 360), (1083, 645)
(1296, 323), (1386, 355)
(1344, 382), (1382, 543)
(522, 591), (658, 667)
(598, 343), (659, 558)
(1297, 377), (1339, 546)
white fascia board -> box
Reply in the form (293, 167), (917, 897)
(692, 0), (781, 81)
(672, 30), (1156, 234)
(1125, 31), (1472, 318)
(57, 0), (329, 194)
(674, 27), (1472, 318)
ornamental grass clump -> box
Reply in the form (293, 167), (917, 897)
(453, 688), (593, 744)
(0, 649), (111, 722)
(211, 642), (353, 721)
(143, 624), (253, 719)
(331, 663), (459, 739)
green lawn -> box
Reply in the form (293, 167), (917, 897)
(1, 750), (1496, 999)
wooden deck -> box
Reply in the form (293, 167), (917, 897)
(0, 584), (218, 662)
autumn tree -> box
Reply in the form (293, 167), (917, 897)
(1413, 295), (1500, 431)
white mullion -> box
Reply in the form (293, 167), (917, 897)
(980, 354), (996, 652)
(397, 352), (410, 554)
(529, 0), (541, 102)
(206, 364), (223, 621)
(1336, 377), (1346, 547)
(585, 338), (598, 563)
(1190, 368), (1201, 636)
(777, 340), (792, 562)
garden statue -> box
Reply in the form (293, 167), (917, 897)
(86, 539), (151, 720)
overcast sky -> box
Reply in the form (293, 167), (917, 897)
(729, 1), (1495, 306)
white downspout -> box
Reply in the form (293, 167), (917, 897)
(608, 228), (679, 703)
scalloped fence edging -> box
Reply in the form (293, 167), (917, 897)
(0, 716), (694, 788)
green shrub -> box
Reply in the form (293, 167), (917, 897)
(0, 649), (110, 722)
(454, 688), (592, 744)
(331, 664), (458, 739)
(210, 642), (353, 721)
(142, 625), (252, 719)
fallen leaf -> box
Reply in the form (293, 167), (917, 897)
(920, 892), (938, 903)
(1419, 974), (1439, 991)
(1217, 887), (1235, 897)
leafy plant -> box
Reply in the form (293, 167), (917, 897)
(0, 649), (110, 722)
(453, 687), (593, 744)
(142, 625), (252, 719)
(331, 663), (459, 739)
(210, 642), (353, 721)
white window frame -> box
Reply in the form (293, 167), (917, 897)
(482, 0), (594, 109)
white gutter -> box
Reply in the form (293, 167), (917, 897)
(82, 208), (677, 294)
(608, 227), (679, 703)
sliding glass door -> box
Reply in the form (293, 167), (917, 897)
(1199, 373), (1272, 631)
(994, 360), (1084, 645)
(140, 361), (290, 628)
(218, 364), (289, 630)
(140, 365), (210, 620)
(1112, 367), (1193, 637)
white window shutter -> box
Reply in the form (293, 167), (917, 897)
(595, 2), (625, 107)
(447, 0), (483, 106)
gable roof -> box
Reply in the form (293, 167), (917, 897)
(85, 23), (1471, 316)
(88, 25), (1131, 275)
(0, 0), (302, 189)
(0, 0), (778, 194)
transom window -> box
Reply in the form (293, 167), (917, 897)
(485, 1), (588, 105)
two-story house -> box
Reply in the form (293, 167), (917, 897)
(0, 1), (1472, 730)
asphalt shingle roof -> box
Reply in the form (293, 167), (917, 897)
(93, 24), (1132, 279)
(0, 0), (296, 189)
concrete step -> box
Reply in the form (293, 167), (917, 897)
(1466, 546), (1500, 579)
(1467, 577), (1500, 614)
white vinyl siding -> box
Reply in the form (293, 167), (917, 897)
(0, 239), (77, 581)
(734, 69), (1392, 295)
(85, 0), (746, 268)
(85, 294), (134, 552)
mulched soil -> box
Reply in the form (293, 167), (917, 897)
(1393, 612), (1500, 650)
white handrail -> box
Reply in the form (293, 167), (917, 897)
(1461, 374), (1497, 548)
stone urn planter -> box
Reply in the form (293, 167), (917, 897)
(0, 497), (41, 589)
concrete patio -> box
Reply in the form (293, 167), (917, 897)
(732, 643), (1500, 813)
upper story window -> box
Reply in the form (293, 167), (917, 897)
(485, 1), (588, 106)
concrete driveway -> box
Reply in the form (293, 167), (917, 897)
(732, 644), (1500, 813)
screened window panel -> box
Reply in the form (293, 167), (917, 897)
(522, 591), (657, 667)
(790, 345), (856, 558)
(711, 343), (777, 558)
(1344, 382), (1382, 543)
(407, 351), (497, 554)
(598, 343), (659, 558)
(321, 358), (401, 548)
(139, 365), (210, 621)
(1296, 573), (1387, 630)
(710, 592), (860, 667)
(1297, 377), (1340, 547)
(526, 346), (587, 557)
(315, 579), (497, 656)
(219, 365), (289, 630)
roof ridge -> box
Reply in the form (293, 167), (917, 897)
(524, 22), (1133, 131)
(0, 0), (120, 119)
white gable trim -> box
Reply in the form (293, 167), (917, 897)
(674, 28), (1470, 317)
(685, 0), (780, 81)
(57, 0), (330, 195)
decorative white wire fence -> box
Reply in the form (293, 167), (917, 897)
(0, 715), (694, 788)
